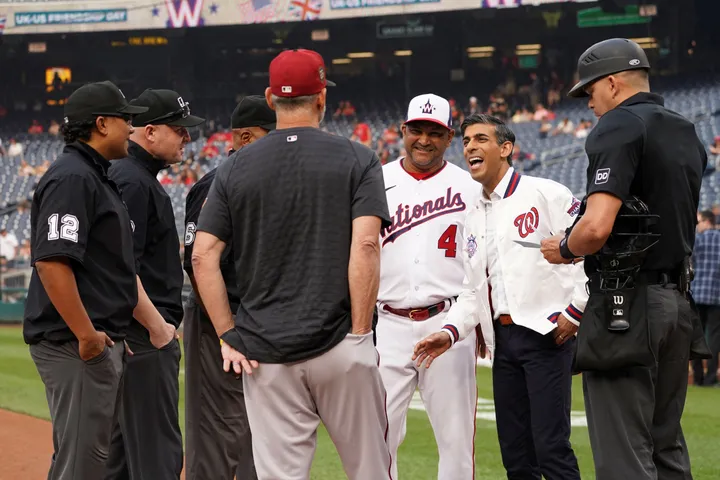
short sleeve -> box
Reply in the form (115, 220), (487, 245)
(352, 152), (391, 228)
(31, 174), (95, 265)
(183, 179), (210, 275)
(197, 160), (233, 243)
(585, 109), (645, 201)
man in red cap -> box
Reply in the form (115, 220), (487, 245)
(191, 49), (393, 480)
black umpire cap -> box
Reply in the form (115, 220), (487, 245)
(64, 81), (148, 123)
(231, 95), (276, 130)
(131, 89), (205, 127)
(568, 38), (650, 98)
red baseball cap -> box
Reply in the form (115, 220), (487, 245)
(269, 49), (336, 98)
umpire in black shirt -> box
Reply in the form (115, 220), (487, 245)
(182, 95), (273, 480)
(105, 89), (204, 480)
(542, 38), (708, 479)
(23, 81), (177, 480)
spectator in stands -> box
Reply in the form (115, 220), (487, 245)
(712, 204), (720, 225)
(158, 170), (173, 185)
(547, 71), (564, 107)
(7, 138), (24, 161)
(709, 136), (720, 169)
(18, 160), (36, 176)
(511, 108), (532, 123)
(533, 103), (550, 121)
(552, 118), (575, 136)
(333, 100), (356, 118)
(511, 142), (536, 171)
(0, 228), (19, 264)
(382, 124), (400, 147)
(467, 96), (480, 116)
(28, 120), (44, 135)
(16, 239), (31, 266)
(351, 117), (372, 148)
(35, 160), (51, 177)
(529, 72), (542, 106)
(449, 99), (465, 131)
(375, 139), (390, 165)
(0, 138), (6, 157)
(574, 119), (592, 139)
(538, 119), (552, 139)
(691, 210), (720, 386)
(48, 120), (60, 137)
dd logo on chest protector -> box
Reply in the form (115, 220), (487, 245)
(595, 168), (610, 185)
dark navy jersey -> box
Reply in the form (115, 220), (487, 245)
(23, 142), (138, 344)
(183, 166), (240, 309)
(198, 127), (390, 363)
(108, 142), (184, 330)
(584, 92), (706, 273)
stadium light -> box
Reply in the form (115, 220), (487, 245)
(394, 50), (413, 57)
(629, 37), (658, 49)
(347, 52), (375, 58)
(516, 44), (541, 50)
(467, 46), (495, 53)
(332, 58), (352, 64)
(468, 52), (493, 59)
(516, 49), (541, 56)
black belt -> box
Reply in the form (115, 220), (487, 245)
(588, 269), (680, 294)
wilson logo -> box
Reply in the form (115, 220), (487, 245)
(514, 207), (539, 239)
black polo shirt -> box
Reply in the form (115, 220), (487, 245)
(197, 127), (390, 364)
(108, 142), (184, 338)
(23, 142), (138, 345)
(584, 92), (707, 273)
(183, 166), (240, 309)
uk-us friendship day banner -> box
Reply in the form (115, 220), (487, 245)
(0, 0), (597, 35)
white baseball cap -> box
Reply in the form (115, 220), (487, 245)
(405, 93), (452, 130)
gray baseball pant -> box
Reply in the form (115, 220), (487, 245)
(242, 331), (393, 480)
(183, 301), (256, 480)
(30, 340), (125, 480)
(104, 325), (183, 480)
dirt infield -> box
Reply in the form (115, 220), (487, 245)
(0, 409), (187, 480)
(0, 409), (53, 480)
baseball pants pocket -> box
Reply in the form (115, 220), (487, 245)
(309, 333), (393, 480)
(31, 341), (124, 480)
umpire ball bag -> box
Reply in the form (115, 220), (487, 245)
(572, 196), (661, 372)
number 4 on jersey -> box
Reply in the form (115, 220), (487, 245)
(437, 225), (458, 258)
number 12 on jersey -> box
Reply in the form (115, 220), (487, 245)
(47, 213), (80, 243)
(437, 225), (458, 258)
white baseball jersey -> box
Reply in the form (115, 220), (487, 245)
(376, 158), (482, 480)
(378, 159), (481, 308)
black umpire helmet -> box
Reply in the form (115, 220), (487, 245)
(568, 38), (650, 98)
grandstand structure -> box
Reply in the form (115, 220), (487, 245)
(0, 0), (717, 293)
(2, 74), (720, 246)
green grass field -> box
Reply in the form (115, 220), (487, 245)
(1, 326), (719, 479)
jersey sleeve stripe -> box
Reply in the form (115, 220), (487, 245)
(565, 304), (583, 322)
(442, 324), (460, 344)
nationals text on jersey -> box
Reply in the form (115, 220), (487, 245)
(382, 187), (466, 245)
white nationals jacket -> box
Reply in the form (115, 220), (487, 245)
(440, 168), (589, 359)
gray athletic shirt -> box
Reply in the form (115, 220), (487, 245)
(197, 126), (391, 363)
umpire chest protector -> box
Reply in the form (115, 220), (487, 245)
(571, 196), (663, 371)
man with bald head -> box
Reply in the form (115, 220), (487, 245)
(182, 95), (275, 480)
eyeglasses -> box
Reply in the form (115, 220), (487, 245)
(143, 102), (192, 125)
(168, 125), (190, 139)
